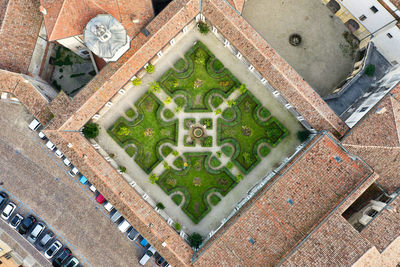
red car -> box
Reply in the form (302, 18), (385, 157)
(96, 194), (105, 204)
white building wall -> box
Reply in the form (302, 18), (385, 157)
(340, 0), (395, 33)
(56, 35), (90, 59)
(372, 22), (400, 64)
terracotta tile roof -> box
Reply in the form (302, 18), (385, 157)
(282, 214), (374, 266)
(343, 83), (400, 193)
(361, 196), (400, 252)
(40, 0), (154, 41)
(0, 0), (42, 73)
(202, 0), (348, 137)
(0, 69), (52, 124)
(41, 130), (193, 266)
(0, 0), (9, 29)
(194, 133), (373, 266)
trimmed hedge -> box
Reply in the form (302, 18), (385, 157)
(184, 135), (195, 147)
(200, 118), (213, 129)
(222, 107), (235, 121)
(202, 136), (213, 147)
(125, 146), (136, 157)
(210, 156), (221, 168)
(210, 194), (221, 206)
(163, 108), (174, 119)
(161, 145), (173, 157)
(259, 145), (270, 157)
(172, 194), (183, 205)
(211, 95), (223, 108)
(213, 59), (224, 72)
(173, 156), (185, 169)
(221, 145), (233, 157)
(184, 118), (196, 130)
(125, 108), (136, 118)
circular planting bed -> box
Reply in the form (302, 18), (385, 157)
(289, 34), (302, 46)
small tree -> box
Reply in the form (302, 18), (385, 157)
(131, 78), (141, 86)
(238, 84), (247, 94)
(365, 64), (375, 77)
(174, 222), (182, 231)
(172, 151), (179, 157)
(156, 202), (165, 209)
(297, 130), (310, 142)
(236, 174), (244, 182)
(83, 122), (99, 139)
(117, 126), (130, 136)
(198, 22), (209, 34)
(188, 233), (203, 249)
(215, 108), (222, 115)
(163, 161), (171, 170)
(146, 63), (155, 74)
(227, 100), (236, 107)
(148, 82), (161, 93)
(119, 166), (126, 173)
(164, 96), (172, 105)
(174, 106), (183, 114)
(149, 173), (159, 184)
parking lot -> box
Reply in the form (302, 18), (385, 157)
(0, 102), (156, 266)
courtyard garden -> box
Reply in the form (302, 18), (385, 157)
(107, 41), (290, 224)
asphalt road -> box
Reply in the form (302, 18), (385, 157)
(0, 102), (148, 266)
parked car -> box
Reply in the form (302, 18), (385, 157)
(44, 240), (62, 259)
(79, 175), (88, 185)
(68, 167), (79, 177)
(46, 141), (56, 151)
(110, 210), (122, 223)
(18, 215), (36, 235)
(52, 247), (71, 267)
(89, 185), (96, 192)
(155, 254), (165, 266)
(61, 256), (79, 267)
(0, 192), (9, 208)
(63, 158), (71, 167)
(55, 149), (64, 158)
(38, 131), (46, 140)
(96, 194), (105, 204)
(103, 202), (113, 212)
(38, 231), (54, 249)
(27, 222), (45, 243)
(9, 214), (23, 229)
(161, 262), (170, 267)
(139, 236), (148, 247)
(139, 246), (156, 265)
(127, 227), (139, 241)
(28, 119), (41, 131)
(1, 202), (16, 220)
(118, 219), (131, 233)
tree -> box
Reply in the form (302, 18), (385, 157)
(227, 100), (236, 107)
(148, 82), (161, 93)
(297, 130), (310, 142)
(149, 173), (159, 184)
(146, 63), (155, 74)
(238, 84), (247, 94)
(236, 174), (243, 182)
(174, 106), (183, 114)
(188, 233), (203, 249)
(83, 122), (99, 139)
(198, 22), (210, 34)
(214, 108), (222, 115)
(131, 78), (141, 86)
(364, 64), (375, 77)
(117, 126), (130, 136)
(164, 96), (172, 105)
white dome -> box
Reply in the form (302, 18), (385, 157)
(84, 14), (128, 59)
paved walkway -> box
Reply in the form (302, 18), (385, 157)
(96, 29), (304, 235)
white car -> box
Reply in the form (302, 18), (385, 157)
(55, 149), (64, 158)
(28, 119), (41, 131)
(103, 202), (114, 212)
(69, 167), (79, 177)
(63, 157), (71, 167)
(139, 246), (156, 265)
(46, 141), (56, 150)
(118, 219), (131, 233)
(89, 185), (97, 193)
(38, 131), (46, 140)
(1, 202), (16, 220)
(44, 240), (62, 259)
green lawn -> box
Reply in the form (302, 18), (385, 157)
(158, 153), (236, 223)
(108, 94), (177, 173)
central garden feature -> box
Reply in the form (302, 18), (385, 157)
(107, 41), (289, 224)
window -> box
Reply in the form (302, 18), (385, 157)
(367, 209), (378, 217)
(334, 156), (342, 163)
(387, 33), (393, 38)
(249, 238), (256, 245)
(359, 15), (367, 21)
(359, 107), (369, 112)
(288, 199), (294, 205)
(370, 6), (378, 13)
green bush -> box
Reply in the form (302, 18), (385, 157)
(149, 173), (159, 184)
(174, 58), (186, 71)
(221, 146), (233, 157)
(125, 146), (136, 157)
(198, 22), (210, 34)
(202, 136), (213, 147)
(213, 59), (224, 71)
(226, 161), (233, 169)
(83, 122), (99, 139)
(210, 156), (221, 168)
(173, 156), (185, 168)
(119, 166), (126, 173)
(125, 108), (136, 118)
(174, 106), (183, 114)
(174, 96), (186, 108)
(161, 146), (173, 157)
(184, 118), (196, 129)
(238, 84), (247, 94)
(236, 174), (244, 182)
(222, 108), (235, 120)
(132, 78), (142, 86)
(215, 108), (222, 115)
(146, 63), (155, 73)
(156, 202), (165, 209)
(210, 194), (221, 206)
(194, 48), (208, 65)
(172, 194), (183, 205)
(172, 151), (179, 157)
(200, 118), (212, 129)
(211, 96), (223, 108)
(188, 233), (203, 248)
(216, 151), (222, 158)
(365, 64), (375, 77)
(163, 108), (174, 119)
(174, 222), (182, 231)
(259, 146), (270, 157)
(297, 130), (310, 142)
(259, 107), (271, 119)
(148, 81), (161, 93)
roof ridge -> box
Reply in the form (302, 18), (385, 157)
(343, 143), (400, 149)
(390, 94), (400, 145)
(48, 0), (69, 41)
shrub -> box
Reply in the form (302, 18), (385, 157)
(146, 63), (155, 73)
(238, 84), (247, 94)
(163, 108), (174, 119)
(194, 49), (208, 65)
(125, 108), (136, 118)
(184, 118), (196, 129)
(148, 82), (161, 93)
(119, 166), (126, 173)
(202, 136), (212, 147)
(211, 96), (223, 108)
(109, 153), (115, 158)
(164, 96), (172, 105)
(198, 22), (210, 34)
(259, 146), (270, 157)
(259, 107), (271, 119)
(214, 108), (222, 115)
(173, 156), (185, 168)
(174, 58), (186, 71)
(172, 194), (183, 205)
(83, 122), (99, 139)
(227, 100), (236, 107)
(174, 96), (186, 108)
(210, 156), (221, 168)
(222, 108), (235, 120)
(149, 173), (159, 184)
(172, 151), (179, 157)
(365, 64), (375, 77)
(125, 146), (136, 157)
(131, 78), (141, 86)
(216, 151), (222, 158)
(117, 126), (130, 136)
(161, 146), (173, 157)
(236, 174), (244, 182)
(297, 130), (310, 142)
(210, 194), (221, 206)
(200, 118), (212, 129)
(213, 59), (224, 71)
(174, 222), (182, 231)
(156, 202), (165, 209)
(226, 161), (233, 169)
(188, 233), (203, 249)
(174, 106), (183, 114)
(166, 78), (179, 89)
(221, 146), (233, 157)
